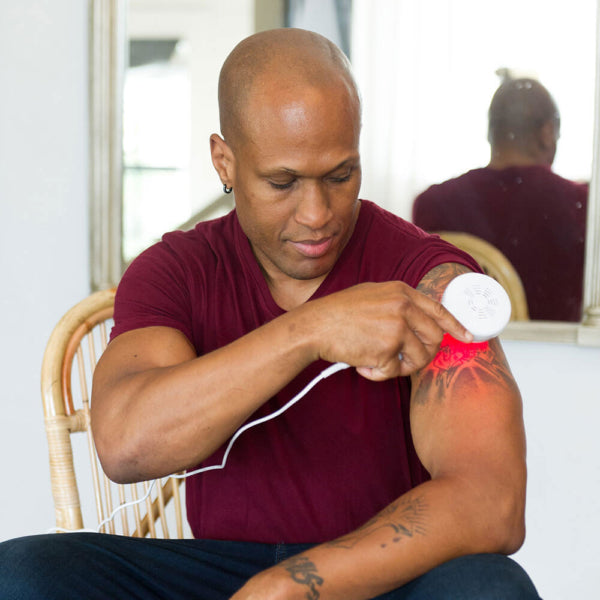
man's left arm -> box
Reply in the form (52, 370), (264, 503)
(230, 262), (527, 600)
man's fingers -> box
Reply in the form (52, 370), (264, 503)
(410, 289), (473, 343)
(355, 325), (438, 381)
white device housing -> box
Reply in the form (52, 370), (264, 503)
(441, 273), (511, 342)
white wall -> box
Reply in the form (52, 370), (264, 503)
(506, 340), (600, 598)
(1, 2), (599, 599)
(0, 1), (90, 538)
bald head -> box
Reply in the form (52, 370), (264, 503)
(488, 78), (560, 159)
(218, 28), (360, 149)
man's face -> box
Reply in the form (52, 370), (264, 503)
(229, 82), (362, 292)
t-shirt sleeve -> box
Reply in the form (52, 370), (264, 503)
(110, 238), (195, 344)
(398, 231), (483, 290)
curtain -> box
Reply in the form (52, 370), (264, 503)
(351, 0), (596, 220)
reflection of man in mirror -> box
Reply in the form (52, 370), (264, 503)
(412, 76), (588, 322)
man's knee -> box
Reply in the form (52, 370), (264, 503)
(0, 534), (71, 599)
(405, 553), (540, 599)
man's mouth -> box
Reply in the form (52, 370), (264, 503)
(289, 237), (334, 258)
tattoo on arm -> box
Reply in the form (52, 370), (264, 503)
(283, 556), (324, 600)
(413, 335), (517, 405)
(413, 263), (518, 405)
(282, 497), (426, 596)
(327, 495), (427, 550)
(416, 262), (471, 303)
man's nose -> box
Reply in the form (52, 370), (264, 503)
(294, 181), (333, 229)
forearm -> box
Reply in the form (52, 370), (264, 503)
(92, 306), (319, 482)
(234, 475), (524, 600)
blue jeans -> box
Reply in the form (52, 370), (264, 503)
(0, 533), (540, 599)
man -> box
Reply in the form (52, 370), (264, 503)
(0, 29), (539, 599)
(413, 77), (588, 322)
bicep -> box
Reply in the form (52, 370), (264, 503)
(410, 336), (526, 484)
(410, 261), (526, 481)
(93, 326), (197, 398)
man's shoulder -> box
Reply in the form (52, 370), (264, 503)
(361, 199), (431, 240)
(162, 210), (237, 248)
(123, 210), (239, 286)
(415, 169), (486, 203)
(530, 166), (588, 193)
(133, 210), (238, 268)
(354, 200), (478, 288)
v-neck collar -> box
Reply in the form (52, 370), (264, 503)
(232, 200), (372, 316)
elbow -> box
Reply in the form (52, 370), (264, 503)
(90, 384), (155, 484)
(480, 484), (527, 555)
(449, 469), (527, 556)
(490, 510), (526, 556)
(91, 413), (142, 484)
(91, 399), (182, 484)
(498, 495), (526, 555)
(93, 430), (134, 484)
(95, 447), (134, 485)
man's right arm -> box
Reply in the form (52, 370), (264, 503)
(91, 279), (472, 484)
(91, 306), (318, 483)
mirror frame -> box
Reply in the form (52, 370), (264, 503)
(89, 0), (600, 346)
(89, 0), (126, 289)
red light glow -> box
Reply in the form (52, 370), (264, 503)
(431, 333), (489, 370)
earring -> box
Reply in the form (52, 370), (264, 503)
(223, 184), (233, 194)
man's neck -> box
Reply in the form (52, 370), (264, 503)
(487, 148), (551, 170)
(266, 275), (327, 312)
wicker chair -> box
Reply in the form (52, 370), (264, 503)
(435, 231), (529, 321)
(41, 288), (187, 537)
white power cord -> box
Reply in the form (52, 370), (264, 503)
(48, 361), (350, 534)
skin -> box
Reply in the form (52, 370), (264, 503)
(91, 28), (527, 600)
(487, 78), (560, 170)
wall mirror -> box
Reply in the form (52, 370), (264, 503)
(90, 0), (600, 345)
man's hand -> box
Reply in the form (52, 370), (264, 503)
(303, 270), (472, 381)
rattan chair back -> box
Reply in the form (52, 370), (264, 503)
(41, 288), (186, 537)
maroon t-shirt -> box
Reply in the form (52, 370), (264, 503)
(412, 165), (588, 322)
(111, 200), (479, 543)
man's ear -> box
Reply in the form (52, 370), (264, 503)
(210, 133), (235, 188)
(538, 120), (558, 165)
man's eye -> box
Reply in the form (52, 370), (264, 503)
(329, 171), (352, 183)
(269, 180), (295, 190)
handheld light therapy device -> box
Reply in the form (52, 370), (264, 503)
(441, 273), (511, 342)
